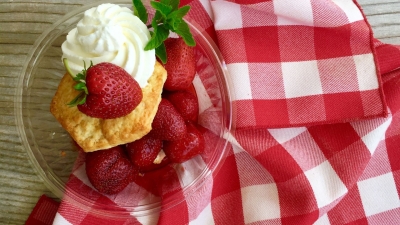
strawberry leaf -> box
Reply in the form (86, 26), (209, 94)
(63, 58), (91, 107)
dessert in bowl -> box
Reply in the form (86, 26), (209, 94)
(16, 0), (232, 219)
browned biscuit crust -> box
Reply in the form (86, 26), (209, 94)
(50, 61), (167, 152)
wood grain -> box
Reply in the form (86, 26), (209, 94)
(0, 0), (399, 224)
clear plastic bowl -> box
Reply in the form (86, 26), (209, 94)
(15, 0), (232, 220)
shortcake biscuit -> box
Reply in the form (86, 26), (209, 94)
(50, 61), (167, 152)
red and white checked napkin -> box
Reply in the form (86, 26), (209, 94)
(29, 0), (400, 224)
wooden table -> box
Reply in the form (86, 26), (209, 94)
(0, 0), (399, 224)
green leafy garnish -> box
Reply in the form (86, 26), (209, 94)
(132, 0), (196, 63)
(63, 58), (92, 107)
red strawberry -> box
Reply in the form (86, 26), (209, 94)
(163, 38), (196, 91)
(85, 146), (137, 195)
(148, 98), (187, 141)
(163, 122), (205, 163)
(165, 90), (199, 122)
(68, 61), (143, 119)
(135, 155), (170, 173)
(125, 135), (167, 172)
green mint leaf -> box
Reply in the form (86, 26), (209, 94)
(150, 1), (173, 17)
(160, 0), (179, 10)
(140, 0), (196, 55)
(132, 0), (148, 23)
(174, 21), (196, 46)
(155, 43), (167, 64)
(167, 5), (190, 20)
(145, 24), (170, 50)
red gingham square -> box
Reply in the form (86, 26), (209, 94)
(211, 154), (242, 198)
(386, 131), (400, 172)
(381, 70), (400, 113)
(278, 26), (316, 62)
(310, 0), (350, 27)
(374, 43), (400, 74)
(281, 210), (319, 225)
(233, 100), (257, 127)
(360, 90), (386, 117)
(234, 128), (281, 156)
(243, 26), (281, 63)
(317, 56), (359, 93)
(323, 92), (364, 121)
(241, 2), (277, 27)
(254, 144), (304, 182)
(277, 174), (318, 217)
(314, 24), (353, 60)
(308, 122), (361, 159)
(350, 21), (374, 55)
(253, 99), (289, 127)
(287, 95), (326, 125)
(248, 63), (285, 100)
(211, 190), (245, 225)
(215, 29), (247, 63)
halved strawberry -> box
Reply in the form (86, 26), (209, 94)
(85, 146), (137, 195)
(125, 135), (168, 172)
(165, 90), (199, 122)
(163, 38), (196, 91)
(148, 98), (187, 141)
(163, 121), (205, 163)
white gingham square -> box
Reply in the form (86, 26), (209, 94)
(357, 173), (400, 216)
(354, 54), (379, 91)
(274, 0), (314, 26)
(282, 60), (323, 98)
(305, 161), (348, 208)
(331, 0), (364, 23)
(211, 1), (242, 30)
(227, 63), (252, 100)
(241, 183), (281, 223)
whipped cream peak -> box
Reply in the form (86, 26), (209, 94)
(61, 3), (155, 88)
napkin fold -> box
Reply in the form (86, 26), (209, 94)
(30, 0), (400, 224)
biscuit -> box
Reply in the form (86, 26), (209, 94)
(50, 61), (167, 152)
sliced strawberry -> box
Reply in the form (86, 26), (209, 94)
(165, 90), (199, 122)
(125, 135), (166, 172)
(74, 62), (142, 119)
(163, 38), (196, 91)
(163, 122), (205, 163)
(85, 146), (137, 195)
(148, 98), (187, 141)
(136, 155), (170, 173)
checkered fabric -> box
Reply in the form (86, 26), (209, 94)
(32, 0), (400, 224)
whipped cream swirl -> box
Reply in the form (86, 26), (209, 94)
(61, 3), (155, 87)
